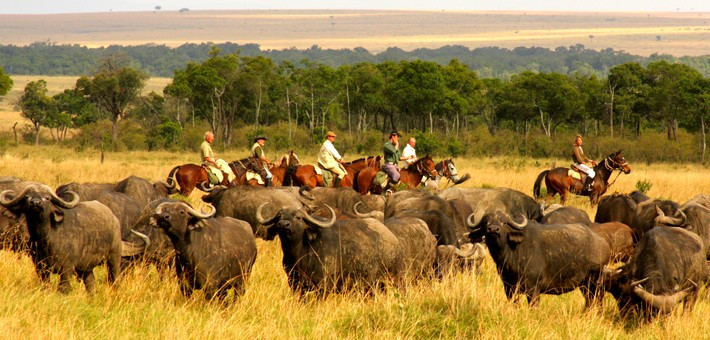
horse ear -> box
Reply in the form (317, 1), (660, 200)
(617, 149), (622, 155)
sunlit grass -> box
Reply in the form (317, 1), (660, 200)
(0, 144), (709, 337)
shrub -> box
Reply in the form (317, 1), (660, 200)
(635, 179), (653, 194)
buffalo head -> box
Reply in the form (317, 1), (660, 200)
(0, 184), (79, 223)
(466, 210), (527, 245)
(151, 201), (216, 238)
(256, 203), (336, 241)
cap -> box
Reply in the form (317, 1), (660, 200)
(253, 136), (268, 143)
(390, 130), (402, 137)
(326, 131), (337, 138)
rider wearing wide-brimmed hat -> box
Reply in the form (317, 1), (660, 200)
(251, 136), (273, 187)
(317, 131), (346, 187)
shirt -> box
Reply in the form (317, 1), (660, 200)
(402, 144), (416, 167)
(201, 141), (215, 165)
(251, 142), (265, 158)
(383, 141), (401, 165)
(572, 145), (586, 164)
(322, 140), (341, 160)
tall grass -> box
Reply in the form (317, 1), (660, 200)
(0, 144), (709, 337)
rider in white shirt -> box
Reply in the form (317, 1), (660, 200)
(401, 137), (417, 169)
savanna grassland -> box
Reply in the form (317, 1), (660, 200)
(1, 10), (709, 56)
(0, 143), (709, 338)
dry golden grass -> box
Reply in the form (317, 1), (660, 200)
(0, 10), (709, 56)
(0, 75), (171, 130)
(0, 144), (709, 337)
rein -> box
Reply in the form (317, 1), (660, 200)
(601, 157), (624, 187)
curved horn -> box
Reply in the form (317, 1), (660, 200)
(675, 209), (688, 225)
(0, 185), (35, 208)
(632, 285), (692, 313)
(466, 209), (485, 230)
(303, 204), (336, 228)
(508, 214), (528, 230)
(654, 205), (684, 226)
(451, 243), (485, 259)
(182, 202), (216, 219)
(197, 181), (213, 192)
(256, 202), (281, 225)
(121, 230), (151, 256)
(298, 186), (315, 200)
(155, 179), (177, 192)
(46, 185), (79, 208)
(155, 202), (170, 215)
(630, 277), (650, 287)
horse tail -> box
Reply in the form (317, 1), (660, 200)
(533, 170), (549, 199)
(352, 171), (360, 192)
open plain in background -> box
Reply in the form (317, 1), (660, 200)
(0, 144), (709, 337)
(0, 10), (709, 56)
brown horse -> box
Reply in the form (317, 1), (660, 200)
(357, 155), (438, 195)
(166, 164), (236, 196)
(292, 156), (380, 189)
(533, 150), (631, 205)
(270, 151), (302, 187)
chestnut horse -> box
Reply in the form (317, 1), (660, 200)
(292, 156), (380, 189)
(533, 150), (631, 205)
(357, 155), (438, 195)
(166, 164), (237, 197)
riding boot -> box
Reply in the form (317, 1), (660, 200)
(583, 177), (594, 192)
(265, 177), (272, 187)
(333, 177), (342, 188)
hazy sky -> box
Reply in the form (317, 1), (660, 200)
(1, 0), (709, 14)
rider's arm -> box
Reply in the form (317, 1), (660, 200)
(383, 142), (397, 156)
(325, 141), (342, 161)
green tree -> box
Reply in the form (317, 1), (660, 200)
(76, 56), (148, 142)
(390, 60), (445, 133)
(0, 66), (12, 97)
(17, 79), (55, 145)
(608, 63), (646, 137)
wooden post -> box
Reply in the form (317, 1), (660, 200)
(12, 122), (17, 143)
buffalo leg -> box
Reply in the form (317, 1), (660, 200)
(79, 270), (96, 293)
(106, 252), (121, 285)
(683, 293), (697, 314)
(526, 293), (541, 307)
(57, 270), (73, 293)
(503, 283), (517, 302)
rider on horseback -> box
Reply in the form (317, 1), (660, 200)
(201, 131), (236, 184)
(251, 136), (273, 187)
(382, 131), (412, 189)
(317, 131), (346, 187)
(572, 134), (597, 193)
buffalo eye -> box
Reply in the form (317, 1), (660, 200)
(179, 210), (185, 215)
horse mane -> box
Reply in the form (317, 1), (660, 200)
(411, 154), (432, 166)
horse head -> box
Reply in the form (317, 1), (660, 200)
(414, 154), (438, 178)
(437, 158), (460, 182)
(609, 150), (631, 174)
(288, 151), (301, 166)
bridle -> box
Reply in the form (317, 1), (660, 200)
(415, 159), (438, 179)
(601, 155), (628, 187)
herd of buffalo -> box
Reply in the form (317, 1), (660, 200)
(0, 174), (709, 320)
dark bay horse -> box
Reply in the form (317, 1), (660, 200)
(533, 150), (631, 205)
(358, 155), (438, 195)
(293, 156), (380, 189)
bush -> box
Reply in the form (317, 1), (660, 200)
(635, 179), (653, 194)
(147, 116), (182, 150)
(413, 130), (442, 156)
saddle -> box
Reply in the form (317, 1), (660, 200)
(202, 164), (223, 185)
(568, 164), (587, 181)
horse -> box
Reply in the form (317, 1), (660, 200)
(292, 156), (380, 189)
(166, 163), (237, 197)
(533, 150), (631, 205)
(270, 151), (302, 187)
(431, 158), (471, 189)
(357, 155), (438, 195)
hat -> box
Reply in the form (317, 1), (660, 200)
(326, 131), (337, 138)
(253, 136), (268, 143)
(390, 130), (402, 137)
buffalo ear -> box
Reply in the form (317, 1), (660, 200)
(305, 228), (319, 242)
(50, 207), (64, 225)
(149, 215), (160, 228)
(187, 217), (203, 231)
(507, 230), (525, 244)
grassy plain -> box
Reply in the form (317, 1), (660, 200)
(0, 144), (709, 338)
(0, 10), (709, 56)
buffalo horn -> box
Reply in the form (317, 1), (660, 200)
(508, 214), (528, 230)
(0, 185), (35, 207)
(654, 205), (684, 226)
(630, 277), (650, 287)
(304, 204), (336, 229)
(353, 201), (376, 218)
(183, 202), (216, 219)
(197, 181), (213, 192)
(466, 209), (485, 230)
(451, 243), (486, 259)
(156, 179), (177, 191)
(632, 285), (692, 313)
(46, 185), (79, 209)
(256, 203), (281, 225)
(298, 186), (315, 200)
(121, 230), (151, 256)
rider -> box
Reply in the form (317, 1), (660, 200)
(251, 136), (273, 187)
(401, 137), (417, 169)
(572, 134), (597, 193)
(317, 131), (346, 187)
(383, 131), (411, 187)
(201, 131), (236, 184)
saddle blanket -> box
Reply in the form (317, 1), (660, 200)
(374, 171), (389, 188)
(567, 169), (582, 180)
(246, 171), (265, 185)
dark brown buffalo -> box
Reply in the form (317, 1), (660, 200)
(301, 187), (383, 220)
(123, 198), (177, 267)
(631, 199), (681, 240)
(606, 227), (708, 317)
(392, 209), (460, 247)
(684, 194), (710, 210)
(97, 191), (143, 240)
(383, 217), (437, 278)
(0, 178), (43, 251)
(629, 190), (650, 204)
(439, 187), (543, 222)
(152, 201), (257, 299)
(115, 175), (176, 207)
(257, 204), (403, 294)
(540, 205), (592, 226)
(385, 190), (470, 242)
(589, 222), (634, 262)
(55, 182), (116, 202)
(467, 211), (611, 307)
(0, 185), (127, 293)
(595, 193), (637, 228)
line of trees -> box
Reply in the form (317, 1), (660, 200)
(1, 41), (709, 79)
(3, 50), (708, 162)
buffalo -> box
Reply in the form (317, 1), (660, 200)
(467, 211), (610, 307)
(256, 203), (404, 294)
(0, 185), (142, 293)
(152, 202), (257, 299)
(607, 227), (708, 317)
(385, 190), (472, 242)
(0, 178), (43, 251)
(115, 175), (176, 207)
(595, 193), (637, 228)
(540, 205), (592, 226)
(124, 197), (178, 267)
(654, 204), (710, 259)
(201, 186), (312, 238)
(631, 199), (681, 239)
(684, 194), (710, 210)
(383, 217), (437, 278)
(55, 182), (115, 202)
(439, 187), (542, 222)
(301, 187), (383, 220)
(390, 209), (460, 247)
(589, 222), (634, 263)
